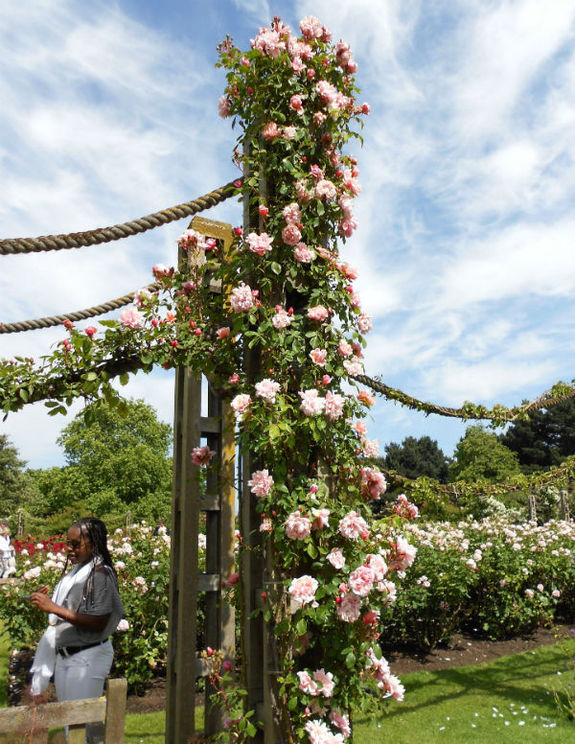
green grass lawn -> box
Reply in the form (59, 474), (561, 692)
(2, 628), (575, 743)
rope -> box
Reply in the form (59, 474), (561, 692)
(353, 374), (575, 423)
(0, 180), (240, 255)
(0, 283), (161, 334)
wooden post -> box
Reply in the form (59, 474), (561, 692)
(528, 493), (537, 522)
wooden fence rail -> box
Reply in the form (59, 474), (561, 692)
(0, 677), (127, 744)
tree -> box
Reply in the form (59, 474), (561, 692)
(0, 434), (34, 518)
(383, 436), (450, 483)
(56, 398), (173, 509)
(499, 399), (575, 473)
(449, 425), (521, 483)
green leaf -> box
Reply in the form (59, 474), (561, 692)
(119, 373), (130, 386)
(345, 651), (356, 669)
(271, 261), (282, 275)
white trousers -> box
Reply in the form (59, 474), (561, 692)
(54, 641), (114, 744)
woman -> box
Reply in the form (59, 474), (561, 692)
(28, 518), (124, 714)
(0, 520), (16, 578)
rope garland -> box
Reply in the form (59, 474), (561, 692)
(0, 283), (161, 334)
(353, 374), (575, 424)
(0, 180), (240, 255)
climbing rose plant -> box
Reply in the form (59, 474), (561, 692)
(0, 15), (419, 744)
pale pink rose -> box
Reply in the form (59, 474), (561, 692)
(283, 202), (302, 224)
(361, 102), (370, 114)
(259, 518), (273, 533)
(262, 121), (282, 140)
(357, 389), (375, 407)
(251, 28), (286, 58)
(366, 553), (388, 582)
(289, 94), (304, 113)
(255, 378), (281, 404)
(307, 305), (329, 322)
(291, 56), (305, 73)
(285, 512), (312, 540)
(385, 674), (405, 702)
(216, 327), (230, 340)
(338, 511), (369, 541)
(299, 389), (325, 416)
(283, 125), (297, 140)
(366, 647), (390, 681)
(327, 548), (345, 570)
(339, 216), (359, 238)
(342, 169), (361, 196)
(313, 112), (327, 126)
(282, 224), (302, 246)
(329, 710), (351, 738)
(360, 467), (387, 500)
(246, 231), (274, 256)
(152, 263), (171, 278)
(247, 469), (274, 498)
(362, 609), (380, 625)
(297, 671), (319, 696)
(295, 179), (313, 204)
(343, 358), (363, 376)
(537, 583), (544, 592)
(377, 579), (397, 604)
(338, 195), (354, 217)
(337, 593), (362, 623)
(191, 445), (216, 467)
(178, 228), (215, 251)
(311, 508), (330, 530)
(309, 164), (324, 180)
(525, 588), (535, 599)
(353, 420), (368, 436)
(294, 243), (315, 263)
(230, 284), (254, 312)
(315, 179), (337, 201)
(289, 575), (319, 605)
(348, 286), (361, 308)
(300, 15), (323, 39)
(387, 536), (417, 571)
(313, 669), (334, 698)
(349, 565), (375, 597)
(305, 720), (340, 744)
(357, 314), (372, 333)
(133, 287), (153, 308)
(120, 307), (144, 328)
(553, 589), (561, 598)
(309, 348), (327, 366)
(217, 95), (231, 117)
(335, 41), (352, 66)
(272, 307), (293, 329)
(324, 391), (345, 421)
(315, 80), (338, 105)
(230, 394), (251, 416)
(338, 339), (353, 357)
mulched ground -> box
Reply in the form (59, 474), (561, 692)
(125, 624), (573, 714)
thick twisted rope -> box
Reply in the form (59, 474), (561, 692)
(0, 180), (240, 255)
(353, 374), (575, 423)
(0, 283), (161, 334)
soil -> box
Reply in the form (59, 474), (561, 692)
(125, 624), (573, 714)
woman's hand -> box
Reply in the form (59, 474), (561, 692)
(30, 592), (57, 614)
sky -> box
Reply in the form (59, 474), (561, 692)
(1, 0), (575, 470)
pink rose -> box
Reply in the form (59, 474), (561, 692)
(297, 671), (319, 696)
(338, 511), (369, 541)
(272, 307), (293, 329)
(247, 469), (274, 498)
(289, 94), (304, 113)
(299, 15), (323, 39)
(324, 392), (345, 421)
(311, 508), (329, 530)
(251, 28), (286, 58)
(246, 231), (273, 256)
(327, 548), (345, 570)
(307, 305), (329, 322)
(217, 96), (231, 117)
(387, 536), (417, 571)
(152, 263), (171, 278)
(357, 314), (372, 333)
(289, 575), (319, 606)
(299, 389), (325, 416)
(339, 216), (359, 238)
(216, 327), (230, 340)
(357, 389), (375, 407)
(336, 593), (362, 623)
(285, 512), (312, 540)
(329, 710), (351, 738)
(349, 565), (375, 597)
(343, 357), (363, 376)
(282, 224), (302, 246)
(315, 179), (337, 201)
(255, 378), (281, 404)
(313, 669), (334, 698)
(262, 121), (282, 140)
(294, 243), (315, 263)
(362, 609), (381, 625)
(230, 284), (254, 312)
(120, 307), (144, 328)
(85, 326), (97, 338)
(283, 125), (297, 140)
(309, 348), (327, 366)
(191, 445), (216, 467)
(338, 339), (353, 357)
(282, 202), (302, 224)
(231, 394), (251, 416)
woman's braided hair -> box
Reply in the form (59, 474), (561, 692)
(67, 517), (118, 609)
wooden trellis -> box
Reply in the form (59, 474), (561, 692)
(166, 217), (236, 743)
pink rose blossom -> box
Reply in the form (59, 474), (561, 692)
(338, 196), (354, 217)
(313, 112), (327, 126)
(294, 243), (315, 263)
(362, 609), (380, 625)
(297, 671), (319, 696)
(295, 179), (313, 204)
(152, 263), (171, 278)
(291, 57), (305, 73)
(342, 169), (361, 196)
(315, 179), (337, 201)
(307, 305), (329, 322)
(361, 437), (380, 458)
(357, 314), (372, 333)
(349, 565), (375, 597)
(216, 327), (230, 340)
(255, 378), (281, 404)
(387, 536), (417, 571)
(247, 469), (274, 498)
(324, 392), (345, 421)
(305, 720), (343, 744)
(357, 390), (375, 407)
(338, 511), (369, 541)
(315, 80), (339, 106)
(285, 512), (312, 540)
(133, 287), (153, 307)
(313, 669), (334, 698)
(339, 216), (359, 238)
(246, 232), (274, 256)
(262, 121), (282, 140)
(218, 96), (231, 117)
(309, 348), (327, 366)
(228, 373), (240, 383)
(343, 357), (363, 376)
(120, 307), (144, 328)
(377, 579), (397, 604)
(272, 307), (293, 329)
(299, 15), (324, 39)
(289, 94), (304, 113)
(329, 710), (351, 738)
(338, 339), (353, 357)
(191, 445), (216, 467)
(311, 508), (330, 530)
(230, 284), (254, 313)
(259, 518), (273, 533)
(361, 467), (387, 500)
(251, 27), (286, 58)
(366, 553), (388, 582)
(289, 575), (319, 606)
(353, 420), (368, 436)
(299, 389), (325, 416)
(85, 326), (97, 338)
(230, 394), (251, 416)
(283, 125), (297, 140)
(337, 593), (362, 623)
(282, 224), (302, 246)
(309, 164), (324, 180)
(327, 548), (345, 569)
(282, 202), (302, 224)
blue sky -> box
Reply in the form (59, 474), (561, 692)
(1, 0), (575, 469)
